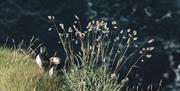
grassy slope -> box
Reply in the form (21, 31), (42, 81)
(0, 47), (62, 91)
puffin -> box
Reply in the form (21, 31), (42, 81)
(35, 46), (51, 72)
(49, 57), (63, 77)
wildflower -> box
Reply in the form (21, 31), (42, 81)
(75, 40), (78, 44)
(102, 30), (110, 34)
(100, 21), (104, 24)
(142, 48), (146, 51)
(96, 36), (101, 41)
(133, 30), (137, 35)
(90, 46), (93, 50)
(103, 22), (108, 26)
(146, 54), (152, 58)
(149, 47), (155, 51)
(105, 27), (109, 31)
(92, 20), (95, 24)
(133, 37), (138, 41)
(112, 21), (117, 25)
(128, 34), (132, 38)
(139, 50), (143, 54)
(127, 29), (131, 32)
(102, 58), (106, 62)
(86, 22), (92, 29)
(96, 26), (101, 31)
(48, 16), (55, 20)
(127, 38), (131, 45)
(122, 78), (129, 83)
(58, 33), (62, 36)
(75, 15), (80, 20)
(74, 21), (78, 24)
(71, 69), (75, 73)
(134, 44), (138, 47)
(141, 59), (144, 62)
(66, 34), (69, 38)
(148, 39), (154, 43)
(59, 23), (64, 30)
(73, 25), (79, 31)
(96, 21), (99, 25)
(113, 26), (118, 29)
(88, 28), (92, 32)
(75, 31), (82, 38)
(147, 47), (154, 51)
(117, 50), (120, 53)
(78, 52), (81, 55)
(84, 31), (88, 34)
(120, 30), (124, 34)
(48, 27), (52, 31)
(111, 73), (116, 78)
(80, 80), (86, 85)
(115, 37), (120, 41)
(68, 27), (73, 32)
(122, 36), (126, 39)
(81, 33), (85, 37)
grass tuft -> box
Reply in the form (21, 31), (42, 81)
(0, 47), (63, 91)
(47, 16), (156, 91)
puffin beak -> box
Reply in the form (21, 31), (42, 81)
(49, 57), (54, 65)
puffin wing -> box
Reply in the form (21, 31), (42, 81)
(36, 55), (43, 70)
(49, 67), (54, 77)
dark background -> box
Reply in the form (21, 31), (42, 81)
(0, 0), (180, 90)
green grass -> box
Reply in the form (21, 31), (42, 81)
(0, 47), (63, 91)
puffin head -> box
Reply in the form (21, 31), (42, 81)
(40, 46), (47, 54)
(49, 57), (61, 65)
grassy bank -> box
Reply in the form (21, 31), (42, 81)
(0, 46), (124, 91)
(0, 47), (63, 91)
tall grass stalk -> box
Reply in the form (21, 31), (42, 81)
(48, 16), (155, 90)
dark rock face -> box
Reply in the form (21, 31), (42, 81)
(0, 0), (180, 90)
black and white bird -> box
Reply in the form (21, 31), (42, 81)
(35, 46), (51, 72)
(49, 57), (63, 77)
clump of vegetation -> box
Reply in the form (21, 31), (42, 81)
(48, 15), (156, 90)
(0, 46), (65, 91)
(0, 15), (157, 91)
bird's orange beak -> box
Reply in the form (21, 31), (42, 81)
(49, 57), (54, 65)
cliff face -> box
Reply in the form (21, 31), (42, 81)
(0, 0), (180, 90)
